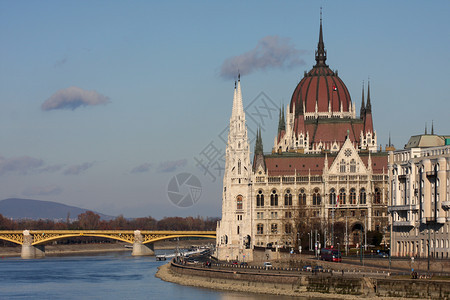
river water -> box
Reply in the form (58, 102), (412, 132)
(0, 251), (297, 299)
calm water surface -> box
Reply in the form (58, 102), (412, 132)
(0, 251), (299, 299)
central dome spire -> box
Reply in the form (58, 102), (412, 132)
(315, 8), (327, 67)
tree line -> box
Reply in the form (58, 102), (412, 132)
(0, 211), (219, 231)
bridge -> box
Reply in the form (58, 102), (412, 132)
(0, 230), (216, 259)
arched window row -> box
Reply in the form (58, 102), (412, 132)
(255, 187), (375, 207)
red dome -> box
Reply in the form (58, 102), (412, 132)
(289, 18), (352, 116)
(290, 66), (352, 114)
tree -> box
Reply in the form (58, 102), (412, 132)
(367, 230), (383, 247)
(77, 211), (101, 229)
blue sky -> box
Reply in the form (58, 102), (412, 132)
(0, 1), (449, 219)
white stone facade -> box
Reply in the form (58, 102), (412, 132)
(388, 142), (450, 258)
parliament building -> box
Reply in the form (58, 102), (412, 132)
(216, 18), (389, 261)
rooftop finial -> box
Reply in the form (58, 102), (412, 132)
(366, 78), (372, 113)
(238, 71), (240, 81)
(315, 7), (327, 67)
(431, 120), (434, 135)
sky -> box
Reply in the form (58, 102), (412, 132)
(0, 1), (449, 219)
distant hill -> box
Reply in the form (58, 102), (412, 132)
(0, 198), (115, 221)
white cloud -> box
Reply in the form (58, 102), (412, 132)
(63, 162), (95, 175)
(41, 86), (110, 111)
(131, 163), (153, 174)
(220, 35), (307, 79)
(23, 185), (62, 196)
(0, 156), (44, 175)
(157, 159), (187, 173)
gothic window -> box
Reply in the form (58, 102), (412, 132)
(329, 188), (336, 205)
(374, 188), (381, 204)
(299, 189), (306, 205)
(312, 188), (321, 205)
(271, 223), (278, 233)
(285, 223), (292, 234)
(285, 211), (292, 218)
(284, 189), (292, 206)
(271, 189), (278, 206)
(360, 188), (366, 204)
(237, 226), (240, 234)
(256, 190), (264, 207)
(340, 159), (346, 173)
(350, 159), (356, 172)
(236, 195), (243, 210)
(350, 188), (356, 204)
(238, 159), (241, 175)
(339, 188), (346, 205)
(257, 224), (264, 234)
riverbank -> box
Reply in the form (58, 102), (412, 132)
(156, 261), (450, 299)
(0, 239), (212, 258)
(156, 263), (379, 299)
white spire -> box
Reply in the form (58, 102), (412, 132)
(236, 77), (244, 116)
(231, 81), (237, 117)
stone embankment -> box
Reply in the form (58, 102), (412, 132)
(156, 260), (450, 299)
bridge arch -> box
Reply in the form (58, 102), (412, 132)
(143, 234), (216, 244)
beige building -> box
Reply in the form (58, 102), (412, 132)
(388, 133), (450, 258)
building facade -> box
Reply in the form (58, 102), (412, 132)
(216, 19), (389, 261)
(389, 134), (450, 258)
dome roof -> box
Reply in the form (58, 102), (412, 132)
(290, 66), (352, 115)
(289, 18), (352, 116)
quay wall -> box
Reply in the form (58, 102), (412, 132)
(168, 261), (450, 299)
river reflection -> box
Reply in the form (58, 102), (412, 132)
(0, 251), (300, 299)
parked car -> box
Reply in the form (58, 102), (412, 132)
(302, 265), (312, 272)
(378, 252), (389, 258)
(240, 262), (248, 266)
(263, 262), (273, 269)
(314, 265), (324, 272)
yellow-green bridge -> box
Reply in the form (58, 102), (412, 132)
(0, 230), (216, 259)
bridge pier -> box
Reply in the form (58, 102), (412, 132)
(131, 230), (154, 256)
(21, 230), (45, 259)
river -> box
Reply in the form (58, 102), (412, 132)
(0, 250), (297, 299)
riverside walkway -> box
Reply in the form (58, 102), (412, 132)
(0, 230), (215, 259)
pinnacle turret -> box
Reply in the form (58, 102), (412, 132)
(366, 80), (372, 113)
(360, 81), (365, 118)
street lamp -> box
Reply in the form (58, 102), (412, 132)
(308, 232), (311, 252)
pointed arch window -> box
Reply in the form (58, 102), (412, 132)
(329, 188), (336, 205)
(339, 188), (346, 205)
(236, 195), (243, 210)
(285, 223), (292, 234)
(340, 159), (346, 173)
(271, 223), (278, 233)
(256, 190), (264, 207)
(284, 189), (292, 206)
(270, 190), (278, 206)
(350, 188), (356, 204)
(350, 159), (356, 172)
(299, 189), (306, 205)
(360, 188), (366, 204)
(238, 160), (241, 175)
(312, 188), (321, 205)
(374, 188), (381, 204)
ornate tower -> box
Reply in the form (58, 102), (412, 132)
(217, 77), (252, 260)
